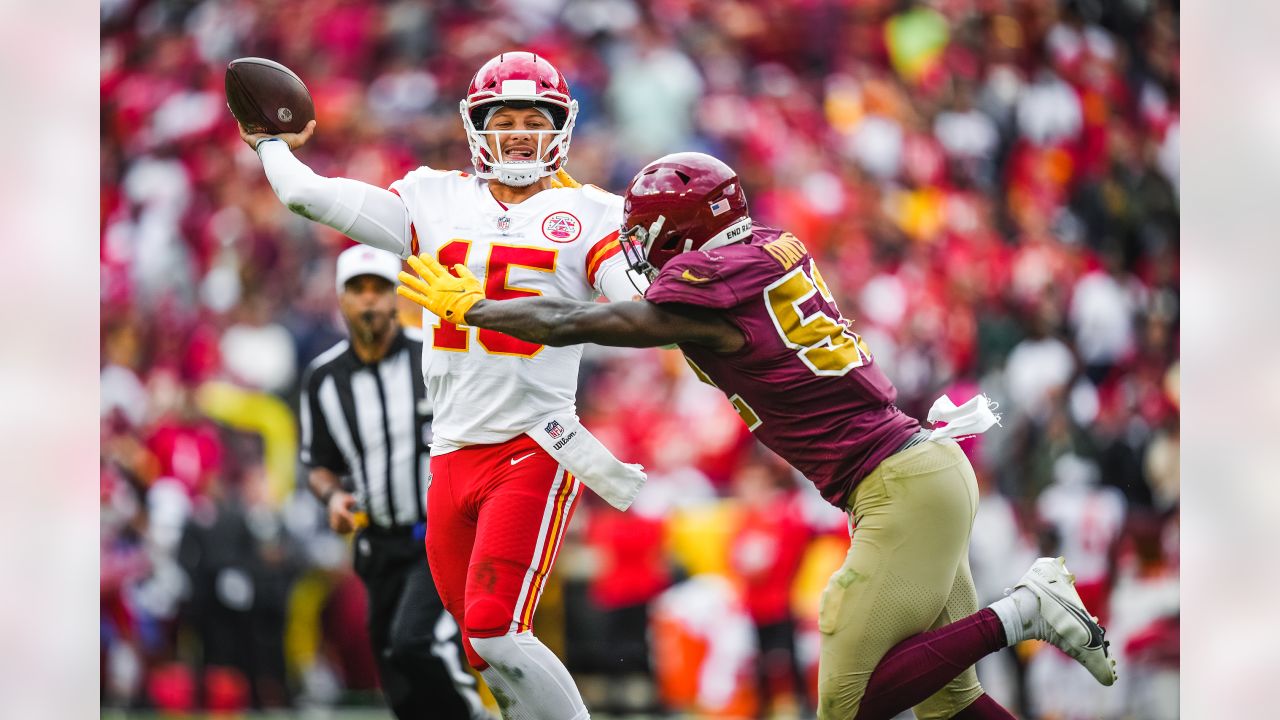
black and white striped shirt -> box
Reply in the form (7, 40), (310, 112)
(299, 327), (431, 529)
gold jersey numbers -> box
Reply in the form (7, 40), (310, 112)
(764, 258), (873, 376)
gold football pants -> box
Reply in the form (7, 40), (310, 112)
(817, 440), (986, 720)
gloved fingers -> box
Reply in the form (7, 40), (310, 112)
(395, 284), (433, 308)
(407, 253), (447, 281)
(397, 270), (435, 296)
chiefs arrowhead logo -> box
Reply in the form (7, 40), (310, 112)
(542, 211), (582, 243)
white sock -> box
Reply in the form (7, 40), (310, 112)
(988, 586), (1040, 646)
(473, 631), (589, 720)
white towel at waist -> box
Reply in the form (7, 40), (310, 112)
(526, 412), (647, 512)
(926, 393), (1002, 442)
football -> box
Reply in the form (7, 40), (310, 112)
(224, 57), (315, 135)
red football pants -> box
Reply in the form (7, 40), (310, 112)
(425, 434), (581, 670)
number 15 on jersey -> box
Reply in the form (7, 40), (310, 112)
(431, 239), (559, 358)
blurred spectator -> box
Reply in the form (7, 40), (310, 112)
(605, 21), (704, 165)
(650, 574), (758, 717)
(1069, 244), (1144, 383)
(175, 466), (300, 710)
(729, 462), (812, 718)
(143, 372), (224, 498)
(1107, 511), (1179, 720)
(577, 505), (672, 714)
(1036, 453), (1126, 624)
(934, 81), (1000, 175)
(1003, 298), (1076, 425)
(219, 293), (298, 394)
(1144, 421), (1179, 512)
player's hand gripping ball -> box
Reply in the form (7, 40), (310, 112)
(225, 57), (316, 135)
(398, 255), (486, 323)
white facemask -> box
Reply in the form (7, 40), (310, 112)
(460, 100), (579, 187)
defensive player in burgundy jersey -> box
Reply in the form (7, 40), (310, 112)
(240, 52), (645, 720)
(643, 223), (920, 510)
(399, 152), (1117, 720)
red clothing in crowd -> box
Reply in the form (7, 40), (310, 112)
(145, 418), (224, 497)
(588, 511), (671, 611)
(731, 494), (811, 626)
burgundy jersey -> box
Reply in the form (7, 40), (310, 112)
(644, 225), (920, 508)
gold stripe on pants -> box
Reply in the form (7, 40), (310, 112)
(817, 440), (985, 720)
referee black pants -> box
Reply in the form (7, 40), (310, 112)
(354, 526), (481, 720)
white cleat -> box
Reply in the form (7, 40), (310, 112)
(1012, 556), (1118, 686)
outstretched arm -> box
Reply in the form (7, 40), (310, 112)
(395, 254), (743, 352)
(465, 296), (744, 352)
(241, 121), (414, 258)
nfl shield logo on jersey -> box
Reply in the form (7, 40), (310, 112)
(496, 215), (511, 233)
(542, 211), (581, 243)
(545, 420), (564, 439)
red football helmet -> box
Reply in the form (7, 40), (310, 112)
(459, 52), (578, 187)
(619, 152), (752, 278)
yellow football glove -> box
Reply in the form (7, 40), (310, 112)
(397, 254), (485, 323)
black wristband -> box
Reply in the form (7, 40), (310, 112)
(255, 136), (284, 152)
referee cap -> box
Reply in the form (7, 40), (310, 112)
(335, 245), (402, 294)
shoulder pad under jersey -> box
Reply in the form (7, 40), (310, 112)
(644, 250), (754, 309)
(578, 182), (623, 210)
(645, 229), (813, 309)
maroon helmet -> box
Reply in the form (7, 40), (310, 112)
(619, 152), (752, 279)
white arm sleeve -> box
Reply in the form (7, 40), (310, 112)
(595, 259), (649, 302)
(257, 140), (414, 258)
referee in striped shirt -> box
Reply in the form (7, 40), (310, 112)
(299, 246), (488, 719)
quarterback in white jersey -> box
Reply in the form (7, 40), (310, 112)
(240, 51), (636, 720)
(390, 167), (630, 452)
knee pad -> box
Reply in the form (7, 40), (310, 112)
(468, 632), (517, 669)
(463, 596), (514, 671)
(464, 595), (513, 640)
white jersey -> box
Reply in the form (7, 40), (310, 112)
(390, 168), (629, 453)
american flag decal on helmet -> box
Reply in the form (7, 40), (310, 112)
(545, 421), (564, 439)
(709, 198), (730, 216)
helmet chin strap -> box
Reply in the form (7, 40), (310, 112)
(643, 216), (666, 257)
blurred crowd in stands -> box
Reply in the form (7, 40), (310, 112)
(101, 0), (1179, 717)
